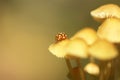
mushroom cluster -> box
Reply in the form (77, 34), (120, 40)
(48, 3), (120, 80)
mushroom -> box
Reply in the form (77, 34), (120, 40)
(89, 39), (118, 60)
(71, 28), (98, 45)
(48, 32), (69, 58)
(48, 31), (90, 59)
(84, 62), (100, 75)
(66, 38), (88, 58)
(48, 39), (69, 58)
(97, 18), (120, 43)
(91, 4), (120, 22)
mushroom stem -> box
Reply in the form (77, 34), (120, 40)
(76, 58), (86, 80)
(105, 61), (113, 80)
(65, 58), (74, 80)
(90, 56), (95, 63)
(99, 61), (106, 80)
(65, 58), (72, 71)
(114, 44), (120, 80)
(99, 61), (114, 80)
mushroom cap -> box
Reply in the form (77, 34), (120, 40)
(91, 4), (120, 22)
(97, 18), (120, 43)
(66, 38), (88, 58)
(89, 39), (118, 60)
(84, 62), (100, 75)
(48, 39), (69, 58)
(71, 28), (98, 45)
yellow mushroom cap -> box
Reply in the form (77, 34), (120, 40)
(97, 18), (120, 43)
(48, 39), (69, 58)
(84, 62), (100, 75)
(66, 38), (88, 58)
(91, 4), (120, 22)
(71, 28), (98, 45)
(89, 39), (118, 60)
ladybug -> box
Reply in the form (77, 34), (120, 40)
(55, 32), (67, 42)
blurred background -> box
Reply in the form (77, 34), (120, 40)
(0, 0), (120, 80)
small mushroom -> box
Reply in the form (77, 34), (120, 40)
(71, 28), (98, 45)
(84, 62), (100, 75)
(66, 38), (88, 58)
(91, 4), (120, 22)
(48, 39), (69, 58)
(97, 18), (120, 43)
(89, 39), (118, 60)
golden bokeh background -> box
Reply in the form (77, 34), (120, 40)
(0, 0), (120, 80)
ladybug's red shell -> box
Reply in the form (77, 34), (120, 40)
(55, 32), (67, 42)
